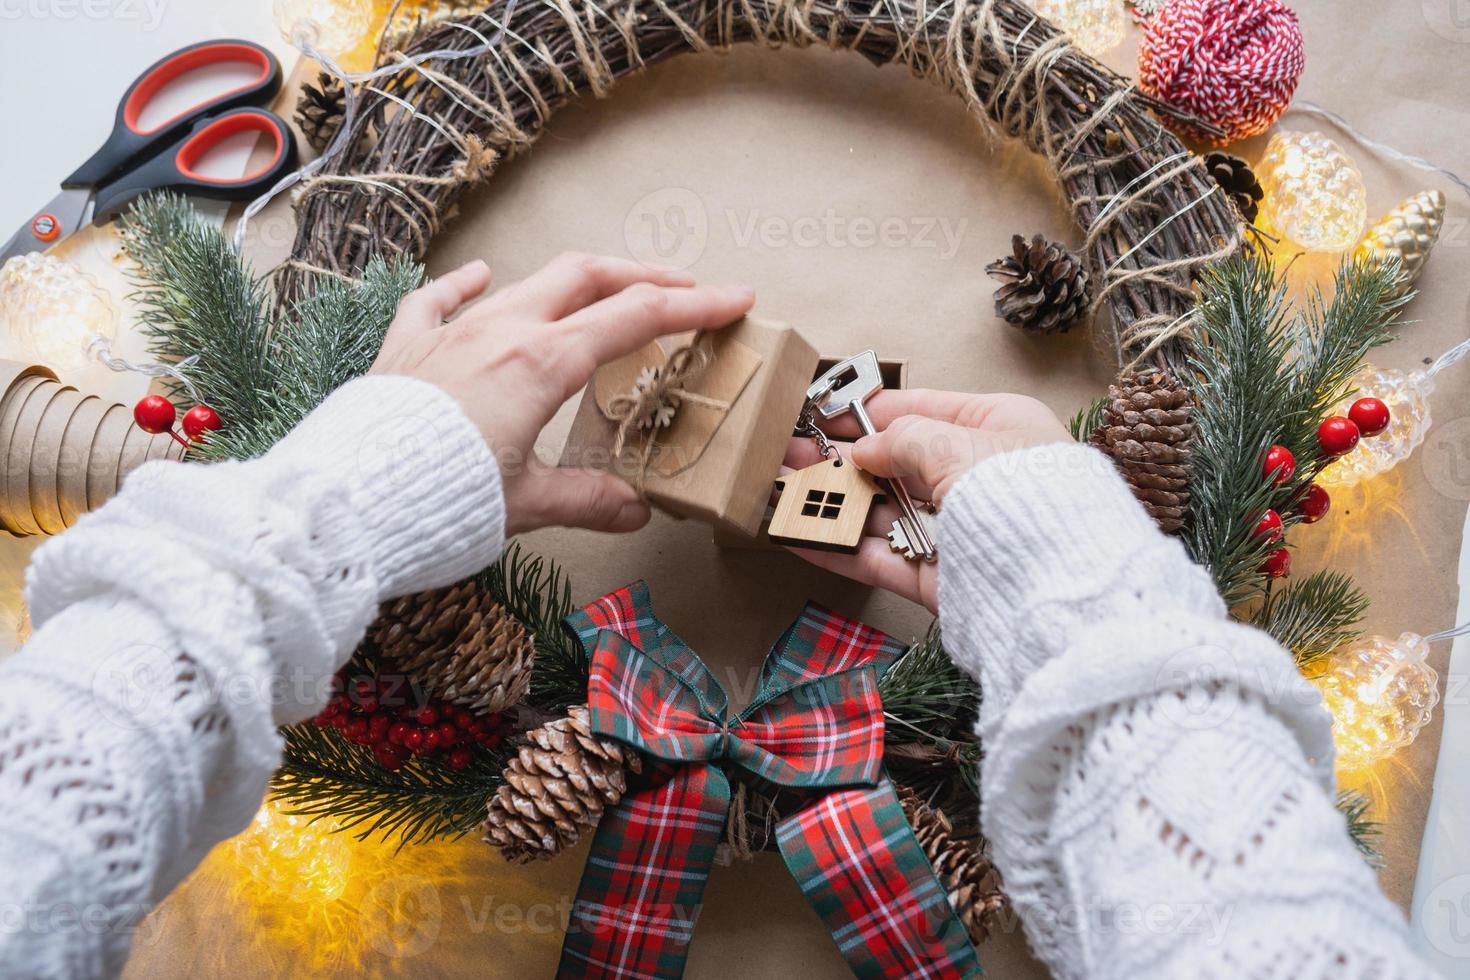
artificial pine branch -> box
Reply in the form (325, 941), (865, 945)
(1181, 256), (1398, 608)
(481, 543), (585, 713)
(1337, 789), (1384, 868)
(881, 623), (979, 744)
(272, 722), (509, 846)
(1067, 397), (1108, 442)
(1249, 570), (1369, 670)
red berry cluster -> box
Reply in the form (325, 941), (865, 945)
(1254, 398), (1392, 580)
(133, 394), (222, 449)
(312, 669), (507, 772)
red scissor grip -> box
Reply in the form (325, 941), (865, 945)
(123, 41), (273, 135)
(175, 110), (287, 184)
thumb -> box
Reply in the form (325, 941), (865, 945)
(851, 416), (981, 502)
(517, 467), (651, 534)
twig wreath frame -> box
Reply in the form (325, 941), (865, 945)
(277, 0), (1245, 364)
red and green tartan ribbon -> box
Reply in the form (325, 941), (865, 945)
(556, 581), (981, 979)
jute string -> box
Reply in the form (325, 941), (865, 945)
(602, 340), (731, 492)
(266, 0), (1248, 364)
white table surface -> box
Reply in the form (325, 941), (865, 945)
(2, 2), (1468, 974)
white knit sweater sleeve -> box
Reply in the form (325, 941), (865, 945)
(0, 375), (505, 980)
(937, 441), (1438, 980)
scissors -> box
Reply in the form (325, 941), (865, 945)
(1, 38), (296, 264)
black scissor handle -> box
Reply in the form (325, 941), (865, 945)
(90, 107), (297, 221)
(64, 38), (282, 190)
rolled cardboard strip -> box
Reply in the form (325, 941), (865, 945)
(0, 374), (50, 536)
(117, 418), (157, 494)
(29, 386), (83, 535)
(58, 395), (108, 527)
(5, 378), (64, 536)
(87, 405), (132, 514)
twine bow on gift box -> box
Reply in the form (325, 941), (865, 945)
(557, 582), (981, 980)
(595, 332), (758, 492)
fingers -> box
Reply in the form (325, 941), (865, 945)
(786, 538), (936, 613)
(850, 416), (980, 502)
(384, 260), (493, 347)
(510, 252), (696, 320)
(813, 389), (1013, 439)
(779, 440), (935, 501)
(552, 283), (756, 394)
(511, 467), (651, 536)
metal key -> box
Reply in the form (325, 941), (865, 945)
(806, 351), (938, 563)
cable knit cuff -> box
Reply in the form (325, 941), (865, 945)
(937, 442), (1225, 715)
(262, 374), (506, 600)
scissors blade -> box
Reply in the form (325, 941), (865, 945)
(0, 188), (95, 265)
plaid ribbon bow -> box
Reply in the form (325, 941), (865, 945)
(557, 582), (981, 979)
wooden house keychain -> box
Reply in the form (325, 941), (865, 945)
(768, 351), (939, 561)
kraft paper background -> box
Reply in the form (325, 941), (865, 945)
(123, 3), (1470, 976)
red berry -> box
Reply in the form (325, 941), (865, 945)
(404, 728), (425, 751)
(312, 713), (332, 727)
(180, 404), (222, 441)
(373, 744), (405, 770)
(1299, 484), (1331, 524)
(346, 716), (368, 738)
(454, 709), (474, 730)
(1317, 417), (1361, 457)
(447, 748), (472, 770)
(466, 720), (485, 736)
(1260, 548), (1291, 578)
(437, 722), (459, 746)
(353, 678), (376, 700)
(1252, 509), (1283, 543)
(1349, 397), (1390, 437)
(423, 729), (441, 751)
(331, 713), (350, 731)
(416, 705), (439, 726)
(368, 714), (390, 743)
(1262, 445), (1295, 485)
(389, 722), (410, 746)
(133, 394), (176, 435)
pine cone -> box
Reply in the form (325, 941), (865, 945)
(1204, 152), (1264, 225)
(898, 787), (1006, 946)
(294, 72), (345, 155)
(985, 234), (1090, 334)
(1089, 370), (1194, 533)
(372, 579), (534, 714)
(482, 705), (642, 862)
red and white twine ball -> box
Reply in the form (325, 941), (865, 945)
(1138, 0), (1305, 145)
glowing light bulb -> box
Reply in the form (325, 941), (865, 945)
(1319, 364), (1433, 488)
(1308, 632), (1439, 773)
(1030, 0), (1127, 56)
(0, 253), (117, 372)
(274, 0), (375, 59)
(1257, 131), (1368, 252)
(231, 798), (351, 905)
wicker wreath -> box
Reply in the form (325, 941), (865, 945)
(278, 0), (1244, 365)
(267, 0), (1250, 944)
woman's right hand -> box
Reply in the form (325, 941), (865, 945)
(782, 389), (1071, 612)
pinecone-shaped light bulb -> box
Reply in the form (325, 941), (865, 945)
(1029, 0), (1126, 55)
(1309, 633), (1439, 772)
(1319, 364), (1433, 488)
(1257, 131), (1368, 252)
(1353, 190), (1446, 301)
(273, 0), (373, 57)
(0, 254), (117, 371)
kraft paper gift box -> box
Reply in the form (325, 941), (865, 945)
(560, 316), (820, 538)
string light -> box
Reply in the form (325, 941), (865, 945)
(273, 0), (376, 61)
(0, 254), (117, 371)
(1256, 131), (1368, 252)
(230, 798), (351, 904)
(1030, 0), (1127, 57)
(1309, 632), (1441, 773)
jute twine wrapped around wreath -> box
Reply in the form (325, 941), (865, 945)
(277, 0), (1244, 367)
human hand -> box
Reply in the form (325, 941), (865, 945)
(371, 254), (755, 537)
(783, 389), (1070, 612)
